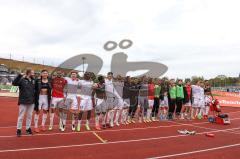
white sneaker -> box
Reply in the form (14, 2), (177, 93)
(115, 122), (120, 126)
(110, 122), (114, 128)
(85, 124), (91, 131)
(178, 130), (188, 135)
(59, 124), (62, 130)
(77, 124), (81, 132)
(178, 130), (196, 135)
(49, 125), (53, 131)
(188, 131), (196, 135)
(143, 118), (147, 123)
(60, 125), (65, 132)
(72, 125), (75, 131)
(180, 116), (185, 120)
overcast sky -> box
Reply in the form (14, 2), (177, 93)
(0, 0), (239, 79)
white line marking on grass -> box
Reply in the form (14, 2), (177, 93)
(146, 143), (240, 159)
(0, 127), (239, 153)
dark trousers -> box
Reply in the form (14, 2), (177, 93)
(128, 105), (138, 118)
(152, 97), (160, 117)
(168, 99), (176, 114)
(176, 98), (183, 115)
(128, 97), (138, 118)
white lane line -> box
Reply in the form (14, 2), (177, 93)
(146, 143), (240, 159)
(0, 127), (239, 153)
(92, 132), (107, 143)
(1, 117), (240, 138)
(0, 124), (184, 138)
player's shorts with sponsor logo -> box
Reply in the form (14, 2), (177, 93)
(138, 96), (149, 109)
(122, 98), (130, 109)
(205, 95), (212, 106)
(160, 97), (169, 108)
(80, 96), (93, 111)
(192, 97), (204, 108)
(106, 97), (118, 110)
(38, 95), (49, 111)
(95, 98), (107, 114)
(114, 98), (124, 110)
(64, 95), (78, 110)
(51, 97), (64, 109)
(148, 99), (154, 108)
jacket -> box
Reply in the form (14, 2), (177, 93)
(12, 74), (35, 105)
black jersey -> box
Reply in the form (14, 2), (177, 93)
(95, 83), (106, 99)
(41, 81), (50, 89)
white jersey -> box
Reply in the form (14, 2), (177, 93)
(79, 80), (93, 99)
(192, 85), (205, 108)
(113, 81), (124, 99)
(192, 85), (203, 99)
(199, 87), (204, 101)
(105, 78), (123, 99)
(64, 77), (79, 97)
(105, 78), (115, 97)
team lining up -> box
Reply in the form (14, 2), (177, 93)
(13, 69), (212, 137)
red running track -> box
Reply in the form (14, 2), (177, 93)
(0, 97), (240, 159)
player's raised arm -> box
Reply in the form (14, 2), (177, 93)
(12, 73), (25, 86)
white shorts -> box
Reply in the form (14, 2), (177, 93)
(80, 98), (93, 111)
(148, 99), (154, 109)
(106, 97), (117, 110)
(114, 98), (124, 110)
(65, 96), (78, 110)
(160, 98), (168, 108)
(38, 95), (49, 110)
(95, 98), (107, 114)
(192, 98), (204, 108)
(200, 99), (205, 108)
(205, 95), (212, 106)
(138, 96), (149, 109)
(123, 98), (130, 109)
(51, 97), (64, 108)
